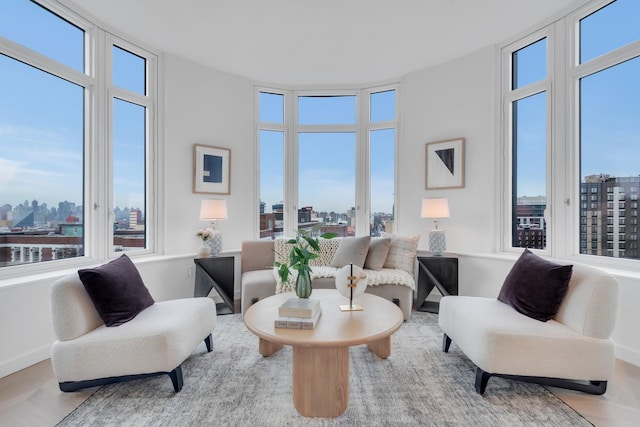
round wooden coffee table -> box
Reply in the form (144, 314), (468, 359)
(243, 289), (404, 417)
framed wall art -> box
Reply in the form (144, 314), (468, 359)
(193, 144), (231, 194)
(425, 138), (465, 189)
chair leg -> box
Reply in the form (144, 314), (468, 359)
(204, 333), (213, 352)
(475, 367), (491, 394)
(442, 334), (452, 353)
(168, 366), (184, 392)
(473, 367), (608, 395)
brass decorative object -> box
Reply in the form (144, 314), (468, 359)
(338, 263), (367, 312)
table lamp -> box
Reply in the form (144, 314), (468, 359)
(421, 198), (450, 256)
(199, 199), (228, 255)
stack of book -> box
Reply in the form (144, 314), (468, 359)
(275, 297), (322, 330)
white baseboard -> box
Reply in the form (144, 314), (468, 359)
(0, 345), (51, 379)
(616, 344), (640, 368)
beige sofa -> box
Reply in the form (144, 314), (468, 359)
(240, 238), (417, 320)
(439, 262), (619, 394)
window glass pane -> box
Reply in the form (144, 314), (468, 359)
(0, 54), (84, 266)
(259, 130), (284, 240)
(112, 98), (146, 252)
(298, 96), (356, 125)
(298, 132), (356, 236)
(112, 46), (146, 95)
(512, 38), (547, 89)
(370, 129), (395, 236)
(580, 57), (640, 259)
(370, 90), (395, 122)
(580, 0), (640, 64)
(512, 91), (547, 249)
(259, 92), (284, 123)
(0, 1), (84, 72)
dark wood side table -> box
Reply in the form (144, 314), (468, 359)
(194, 256), (235, 315)
(416, 254), (458, 313)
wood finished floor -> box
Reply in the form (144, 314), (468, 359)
(1, 357), (639, 426)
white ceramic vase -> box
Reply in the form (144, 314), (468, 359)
(198, 242), (211, 257)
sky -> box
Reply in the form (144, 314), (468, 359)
(1, 0), (639, 216)
(259, 91), (396, 215)
(0, 0), (145, 211)
(513, 0), (639, 199)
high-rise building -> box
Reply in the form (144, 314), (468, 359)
(514, 196), (546, 249)
(580, 175), (640, 259)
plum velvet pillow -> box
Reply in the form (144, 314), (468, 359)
(497, 249), (573, 322)
(78, 254), (155, 327)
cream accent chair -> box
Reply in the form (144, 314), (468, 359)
(439, 262), (619, 395)
(50, 272), (217, 392)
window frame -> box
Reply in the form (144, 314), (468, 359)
(500, 26), (555, 257)
(105, 34), (157, 257)
(500, 0), (640, 269)
(0, 0), (159, 278)
(254, 84), (399, 239)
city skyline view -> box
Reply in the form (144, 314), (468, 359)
(1, 0), (146, 211)
(2, 1), (638, 211)
(1, 0), (638, 261)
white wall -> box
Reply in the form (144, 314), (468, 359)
(2, 45), (640, 379)
(399, 47), (497, 254)
(162, 53), (255, 255)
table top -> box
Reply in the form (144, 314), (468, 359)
(243, 289), (404, 348)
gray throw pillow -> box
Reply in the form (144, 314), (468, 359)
(364, 238), (392, 270)
(330, 236), (371, 268)
(497, 249), (573, 322)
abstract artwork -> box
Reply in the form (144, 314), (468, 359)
(193, 144), (231, 194)
(425, 138), (465, 189)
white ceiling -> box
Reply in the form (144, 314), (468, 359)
(64, 0), (582, 85)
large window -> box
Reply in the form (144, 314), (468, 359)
(504, 34), (550, 252)
(577, 0), (640, 260)
(0, 1), (156, 270)
(110, 40), (154, 253)
(502, 0), (640, 264)
(369, 90), (397, 236)
(257, 87), (397, 239)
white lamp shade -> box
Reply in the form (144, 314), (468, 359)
(421, 198), (450, 219)
(199, 199), (228, 221)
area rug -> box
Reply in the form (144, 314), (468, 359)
(58, 312), (590, 426)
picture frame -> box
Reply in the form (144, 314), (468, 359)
(193, 144), (231, 194)
(425, 138), (465, 189)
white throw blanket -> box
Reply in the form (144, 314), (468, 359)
(273, 265), (415, 294)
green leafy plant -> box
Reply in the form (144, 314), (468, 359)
(274, 225), (337, 285)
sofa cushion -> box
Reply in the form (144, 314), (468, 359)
(364, 238), (392, 270)
(498, 249), (573, 322)
(382, 233), (419, 274)
(78, 254), (155, 327)
(331, 236), (371, 268)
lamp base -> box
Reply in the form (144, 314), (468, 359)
(207, 230), (223, 256)
(428, 230), (446, 256)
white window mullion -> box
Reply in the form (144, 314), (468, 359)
(356, 89), (369, 237)
(285, 92), (298, 238)
(91, 26), (109, 261)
